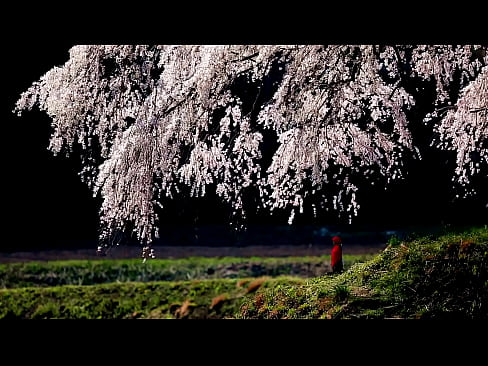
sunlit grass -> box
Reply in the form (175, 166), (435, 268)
(238, 226), (488, 319)
(0, 254), (374, 288)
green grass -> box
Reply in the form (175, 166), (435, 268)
(0, 253), (373, 319)
(0, 254), (373, 288)
(0, 276), (305, 319)
(238, 226), (488, 319)
(2, 226), (485, 319)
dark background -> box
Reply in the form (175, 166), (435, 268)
(3, 41), (487, 253)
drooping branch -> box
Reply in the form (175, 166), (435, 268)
(13, 44), (488, 254)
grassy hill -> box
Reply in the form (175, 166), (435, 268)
(0, 226), (486, 319)
(239, 226), (488, 319)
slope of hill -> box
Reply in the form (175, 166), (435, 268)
(239, 226), (488, 319)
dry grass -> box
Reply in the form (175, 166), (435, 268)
(174, 299), (194, 318)
(244, 277), (268, 294)
(210, 294), (228, 309)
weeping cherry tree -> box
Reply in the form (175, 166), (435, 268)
(14, 45), (487, 260)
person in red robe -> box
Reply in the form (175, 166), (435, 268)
(331, 236), (344, 273)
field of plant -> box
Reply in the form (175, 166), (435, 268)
(1, 226), (486, 319)
(0, 253), (372, 319)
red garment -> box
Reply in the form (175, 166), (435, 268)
(331, 244), (343, 272)
(332, 236), (342, 245)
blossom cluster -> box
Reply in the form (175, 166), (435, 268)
(14, 45), (487, 254)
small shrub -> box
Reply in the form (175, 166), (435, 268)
(332, 284), (350, 304)
(32, 302), (60, 319)
(387, 235), (402, 246)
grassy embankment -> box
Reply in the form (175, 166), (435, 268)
(0, 254), (371, 319)
(1, 226), (486, 318)
(239, 226), (488, 319)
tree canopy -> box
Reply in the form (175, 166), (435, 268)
(14, 45), (487, 257)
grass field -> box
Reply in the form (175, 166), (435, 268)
(0, 252), (373, 319)
(1, 226), (486, 319)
